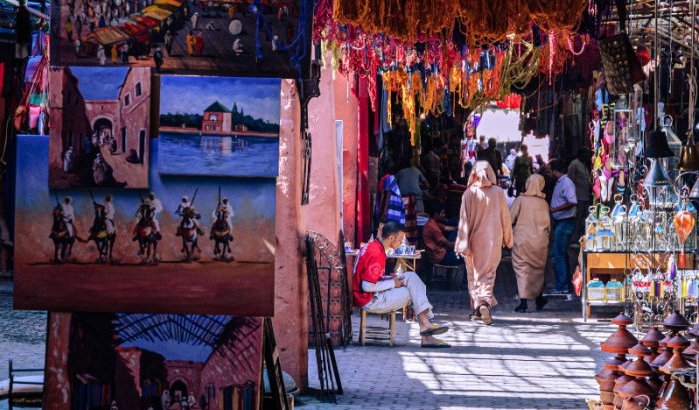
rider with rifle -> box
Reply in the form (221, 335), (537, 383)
(61, 197), (76, 238)
(145, 192), (163, 238)
(176, 193), (204, 236)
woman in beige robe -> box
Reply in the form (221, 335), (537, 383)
(455, 161), (513, 325)
(510, 174), (551, 313)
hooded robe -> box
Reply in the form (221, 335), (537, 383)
(510, 174), (551, 299)
(455, 161), (513, 308)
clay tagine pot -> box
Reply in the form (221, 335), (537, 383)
(662, 311), (690, 334)
(596, 355), (625, 393)
(659, 334), (692, 375)
(650, 335), (673, 369)
(641, 326), (665, 363)
(656, 335), (692, 410)
(618, 343), (657, 406)
(621, 395), (652, 410)
(601, 313), (639, 355)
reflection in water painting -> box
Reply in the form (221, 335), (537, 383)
(158, 75), (280, 178)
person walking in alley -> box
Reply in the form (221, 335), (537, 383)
(512, 144), (533, 195)
(510, 174), (551, 313)
(476, 137), (504, 178)
(455, 161), (513, 325)
(568, 148), (592, 241)
(353, 222), (450, 348)
(548, 159), (577, 294)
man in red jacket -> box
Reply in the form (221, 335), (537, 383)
(352, 221), (450, 348)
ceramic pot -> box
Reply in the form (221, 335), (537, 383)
(621, 395), (651, 410)
(602, 315), (638, 355)
(659, 335), (691, 374)
(656, 378), (692, 410)
(662, 311), (690, 333)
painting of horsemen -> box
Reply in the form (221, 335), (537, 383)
(14, 135), (275, 315)
(49, 66), (150, 189)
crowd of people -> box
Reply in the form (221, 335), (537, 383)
(355, 130), (594, 344)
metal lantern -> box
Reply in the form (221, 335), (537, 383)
(612, 96), (636, 170)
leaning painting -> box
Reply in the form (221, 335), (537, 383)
(50, 0), (312, 78)
(49, 66), (151, 189)
(14, 135), (275, 315)
(158, 75), (280, 177)
(43, 312), (263, 410)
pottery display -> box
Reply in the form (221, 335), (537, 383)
(618, 343), (657, 408)
(598, 313), (639, 409)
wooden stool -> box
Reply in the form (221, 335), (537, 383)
(358, 309), (397, 347)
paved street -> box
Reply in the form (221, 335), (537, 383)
(0, 260), (622, 410)
(300, 262), (619, 410)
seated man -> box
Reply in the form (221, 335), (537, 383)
(422, 202), (460, 267)
(352, 221), (450, 348)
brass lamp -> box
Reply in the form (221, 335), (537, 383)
(678, 134), (699, 171)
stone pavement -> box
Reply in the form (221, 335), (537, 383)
(0, 258), (626, 410)
(300, 264), (622, 410)
(0, 279), (46, 381)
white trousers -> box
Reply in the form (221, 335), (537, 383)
(362, 271), (434, 319)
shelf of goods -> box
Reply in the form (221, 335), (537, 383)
(582, 251), (697, 324)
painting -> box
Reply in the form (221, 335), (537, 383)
(14, 135), (275, 315)
(158, 75), (280, 177)
(49, 0), (312, 78)
(49, 66), (151, 189)
(43, 312), (263, 410)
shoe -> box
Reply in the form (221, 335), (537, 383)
(479, 304), (492, 325)
(419, 324), (449, 337)
(535, 296), (548, 311)
(514, 300), (527, 313)
(421, 339), (451, 348)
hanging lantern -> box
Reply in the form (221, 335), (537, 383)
(611, 95), (635, 169)
(645, 129), (675, 158)
(678, 138), (699, 171)
(643, 160), (677, 207)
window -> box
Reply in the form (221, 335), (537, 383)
(135, 82), (142, 97)
(124, 93), (131, 107)
(210, 114), (218, 121)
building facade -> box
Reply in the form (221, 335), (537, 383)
(202, 101), (232, 132)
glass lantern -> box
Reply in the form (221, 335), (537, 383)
(585, 206), (599, 251)
(611, 194), (627, 251)
(596, 206), (615, 251)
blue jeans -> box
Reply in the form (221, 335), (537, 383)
(551, 218), (575, 292)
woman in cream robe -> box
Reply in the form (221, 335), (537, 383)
(510, 174), (551, 313)
(455, 161), (513, 325)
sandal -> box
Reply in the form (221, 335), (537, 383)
(421, 339), (451, 348)
(479, 304), (493, 326)
(419, 324), (449, 337)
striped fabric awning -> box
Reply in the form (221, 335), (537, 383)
(131, 14), (161, 28)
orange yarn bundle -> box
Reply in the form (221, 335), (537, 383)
(332, 0), (588, 44)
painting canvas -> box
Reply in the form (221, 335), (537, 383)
(15, 135), (275, 315)
(158, 75), (280, 177)
(43, 312), (263, 410)
(49, 0), (312, 78)
(49, 66), (151, 189)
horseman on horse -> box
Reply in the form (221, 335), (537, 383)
(133, 194), (161, 262)
(88, 193), (116, 263)
(210, 189), (234, 261)
(49, 196), (76, 263)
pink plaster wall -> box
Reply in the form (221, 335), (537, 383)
(305, 65), (340, 241)
(333, 73), (359, 245)
(274, 80), (308, 389)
